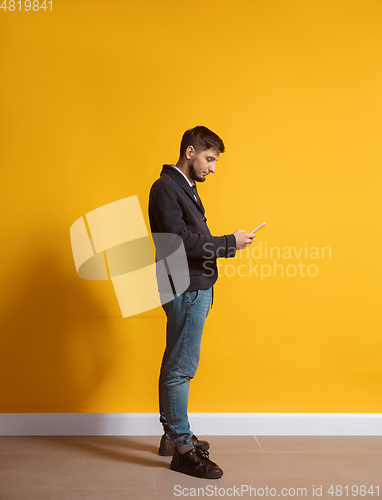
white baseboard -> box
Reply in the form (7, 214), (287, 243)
(1, 413), (381, 436)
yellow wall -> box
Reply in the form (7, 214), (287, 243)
(1, 0), (381, 413)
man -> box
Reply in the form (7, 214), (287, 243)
(148, 126), (255, 479)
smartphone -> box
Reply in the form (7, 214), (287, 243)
(251, 222), (267, 233)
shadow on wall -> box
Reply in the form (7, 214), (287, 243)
(0, 243), (130, 413)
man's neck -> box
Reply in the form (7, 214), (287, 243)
(175, 160), (193, 184)
(174, 162), (193, 185)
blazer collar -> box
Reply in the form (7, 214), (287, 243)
(160, 165), (205, 215)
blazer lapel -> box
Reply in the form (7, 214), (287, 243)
(160, 165), (205, 216)
(192, 183), (205, 214)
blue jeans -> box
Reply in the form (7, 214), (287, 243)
(159, 287), (213, 451)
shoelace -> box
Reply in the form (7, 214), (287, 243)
(194, 448), (212, 463)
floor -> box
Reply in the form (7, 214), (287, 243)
(0, 436), (381, 499)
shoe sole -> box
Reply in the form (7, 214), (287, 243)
(158, 448), (174, 457)
(159, 443), (210, 457)
(170, 463), (223, 479)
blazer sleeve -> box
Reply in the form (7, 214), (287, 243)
(149, 180), (236, 260)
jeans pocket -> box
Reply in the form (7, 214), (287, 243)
(188, 290), (200, 305)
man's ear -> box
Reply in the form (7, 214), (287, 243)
(185, 145), (195, 160)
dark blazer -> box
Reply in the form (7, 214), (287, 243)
(148, 164), (236, 292)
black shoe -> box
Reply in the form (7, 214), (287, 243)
(170, 447), (223, 479)
(158, 434), (210, 457)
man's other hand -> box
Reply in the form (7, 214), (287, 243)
(233, 230), (256, 250)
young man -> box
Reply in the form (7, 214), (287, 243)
(148, 126), (255, 479)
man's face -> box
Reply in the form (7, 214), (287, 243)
(188, 148), (220, 183)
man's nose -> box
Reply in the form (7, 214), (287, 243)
(208, 162), (216, 173)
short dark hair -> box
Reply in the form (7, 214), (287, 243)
(179, 126), (225, 157)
